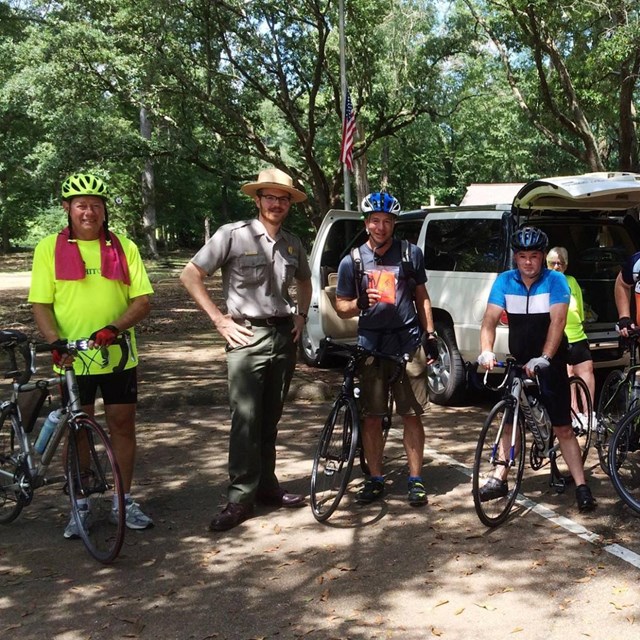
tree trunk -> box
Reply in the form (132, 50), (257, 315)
(140, 106), (159, 258)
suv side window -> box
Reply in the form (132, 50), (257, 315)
(423, 218), (505, 272)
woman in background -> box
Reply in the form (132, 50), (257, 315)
(547, 246), (596, 415)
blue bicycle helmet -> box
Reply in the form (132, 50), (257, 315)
(361, 191), (401, 216)
(511, 226), (548, 252)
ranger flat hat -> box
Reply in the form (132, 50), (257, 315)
(241, 167), (307, 203)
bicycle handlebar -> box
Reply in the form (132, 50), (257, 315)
(319, 336), (410, 368)
(32, 331), (133, 374)
(472, 357), (544, 392)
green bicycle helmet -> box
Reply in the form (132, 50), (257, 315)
(61, 173), (108, 200)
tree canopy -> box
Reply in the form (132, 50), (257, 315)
(1, 0), (638, 252)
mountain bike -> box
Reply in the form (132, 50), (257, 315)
(0, 329), (130, 563)
(310, 338), (408, 522)
(472, 359), (592, 527)
(596, 330), (640, 473)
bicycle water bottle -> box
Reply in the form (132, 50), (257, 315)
(34, 409), (62, 454)
(528, 395), (549, 440)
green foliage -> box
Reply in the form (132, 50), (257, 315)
(0, 0), (637, 254)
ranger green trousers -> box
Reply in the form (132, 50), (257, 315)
(225, 323), (296, 505)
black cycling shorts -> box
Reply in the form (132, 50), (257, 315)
(72, 367), (138, 406)
(536, 362), (571, 427)
(566, 339), (593, 366)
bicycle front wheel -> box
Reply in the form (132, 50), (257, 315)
(0, 408), (25, 524)
(310, 396), (359, 522)
(66, 417), (125, 563)
(596, 369), (626, 474)
(609, 407), (640, 515)
(472, 400), (526, 527)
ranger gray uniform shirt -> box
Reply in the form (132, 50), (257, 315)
(191, 218), (311, 319)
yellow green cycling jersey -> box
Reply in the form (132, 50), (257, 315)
(28, 232), (153, 375)
(565, 274), (587, 344)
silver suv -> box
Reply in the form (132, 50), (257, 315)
(301, 173), (640, 405)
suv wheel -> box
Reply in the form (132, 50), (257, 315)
(299, 326), (320, 366)
(427, 321), (466, 405)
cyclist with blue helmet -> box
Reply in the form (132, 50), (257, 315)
(477, 226), (596, 513)
(335, 191), (439, 507)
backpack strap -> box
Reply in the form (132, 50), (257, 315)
(400, 238), (417, 290)
(350, 245), (365, 297)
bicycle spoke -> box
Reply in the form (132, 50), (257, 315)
(310, 397), (359, 522)
(609, 408), (640, 515)
(0, 408), (25, 524)
(66, 418), (125, 563)
(472, 400), (525, 527)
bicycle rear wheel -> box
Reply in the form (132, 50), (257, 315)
(609, 407), (640, 515)
(0, 408), (25, 524)
(310, 396), (359, 522)
(550, 376), (593, 483)
(472, 400), (525, 527)
(596, 369), (627, 474)
(66, 417), (125, 563)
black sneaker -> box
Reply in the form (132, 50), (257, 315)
(356, 478), (385, 504)
(479, 477), (508, 502)
(407, 479), (428, 506)
(576, 484), (596, 513)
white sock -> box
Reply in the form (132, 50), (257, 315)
(113, 493), (132, 510)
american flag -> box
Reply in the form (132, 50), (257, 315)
(340, 90), (356, 172)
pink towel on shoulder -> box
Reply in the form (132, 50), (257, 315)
(54, 227), (131, 285)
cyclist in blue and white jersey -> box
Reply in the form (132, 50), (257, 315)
(477, 226), (596, 513)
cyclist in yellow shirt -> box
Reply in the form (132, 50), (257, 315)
(28, 173), (154, 537)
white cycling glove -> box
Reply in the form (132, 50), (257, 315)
(477, 351), (496, 367)
(525, 356), (551, 373)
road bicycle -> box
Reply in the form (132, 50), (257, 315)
(472, 359), (592, 527)
(596, 330), (640, 473)
(608, 403), (640, 515)
(0, 329), (130, 563)
(310, 338), (408, 522)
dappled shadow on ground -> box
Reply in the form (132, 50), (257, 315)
(1, 277), (639, 639)
(3, 395), (639, 639)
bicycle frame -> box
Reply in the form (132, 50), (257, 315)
(2, 335), (132, 496)
(483, 362), (564, 487)
(601, 342), (640, 415)
(310, 337), (409, 521)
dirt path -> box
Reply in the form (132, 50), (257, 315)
(1, 273), (639, 640)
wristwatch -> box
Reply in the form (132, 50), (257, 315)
(298, 311), (308, 323)
(541, 353), (552, 362)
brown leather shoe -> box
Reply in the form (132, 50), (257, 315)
(256, 488), (305, 508)
(209, 502), (254, 531)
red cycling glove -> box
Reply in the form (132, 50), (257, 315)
(90, 325), (119, 347)
(51, 338), (68, 367)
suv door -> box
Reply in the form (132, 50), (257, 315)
(415, 208), (513, 403)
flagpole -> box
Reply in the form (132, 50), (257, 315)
(339, 0), (351, 210)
